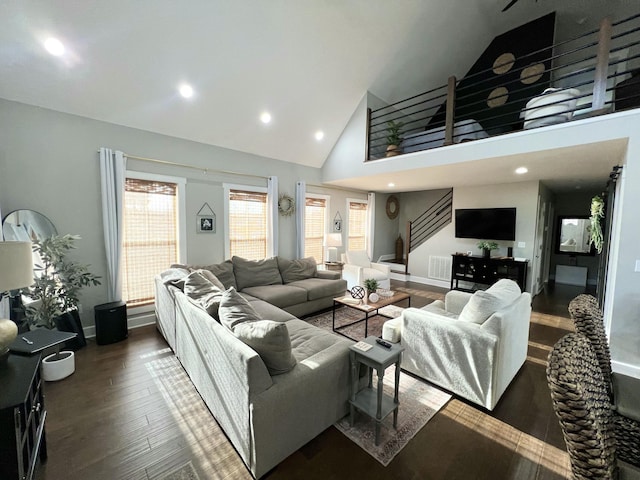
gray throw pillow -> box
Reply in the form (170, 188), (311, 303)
(160, 267), (190, 287)
(277, 257), (318, 283)
(183, 271), (224, 318)
(171, 261), (237, 290)
(233, 320), (297, 375)
(201, 260), (237, 290)
(232, 256), (282, 291)
(218, 287), (261, 330)
(195, 268), (225, 290)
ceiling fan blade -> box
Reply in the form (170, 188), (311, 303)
(502, 0), (519, 12)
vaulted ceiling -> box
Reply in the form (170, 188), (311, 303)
(0, 1), (634, 171)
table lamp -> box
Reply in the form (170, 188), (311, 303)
(324, 233), (343, 263)
(0, 241), (34, 361)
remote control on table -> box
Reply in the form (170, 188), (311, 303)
(376, 338), (392, 349)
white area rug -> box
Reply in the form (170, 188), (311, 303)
(335, 365), (451, 466)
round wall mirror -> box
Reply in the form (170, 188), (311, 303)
(386, 195), (400, 219)
(2, 210), (57, 242)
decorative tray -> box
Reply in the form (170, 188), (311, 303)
(376, 288), (395, 298)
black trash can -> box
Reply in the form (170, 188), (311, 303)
(94, 301), (128, 345)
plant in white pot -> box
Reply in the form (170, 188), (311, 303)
(363, 278), (380, 304)
(24, 234), (101, 381)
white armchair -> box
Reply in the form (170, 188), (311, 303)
(341, 250), (391, 291)
(382, 279), (531, 410)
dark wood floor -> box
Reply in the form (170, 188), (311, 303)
(35, 280), (589, 480)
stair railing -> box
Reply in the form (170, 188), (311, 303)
(405, 189), (453, 274)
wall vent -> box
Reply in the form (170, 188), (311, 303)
(428, 256), (452, 281)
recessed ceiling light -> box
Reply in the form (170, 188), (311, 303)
(260, 112), (272, 124)
(315, 131), (324, 141)
(388, 183), (395, 187)
(515, 167), (528, 175)
(44, 37), (65, 56)
(179, 84), (194, 99)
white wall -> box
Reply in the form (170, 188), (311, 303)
(0, 98), (365, 329)
(405, 182), (539, 291)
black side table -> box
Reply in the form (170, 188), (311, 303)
(349, 336), (404, 445)
(0, 354), (48, 480)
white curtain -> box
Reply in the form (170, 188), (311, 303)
(295, 181), (306, 259)
(99, 148), (126, 302)
(366, 192), (376, 260)
(267, 176), (278, 257)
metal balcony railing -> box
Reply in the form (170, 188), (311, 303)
(366, 12), (640, 161)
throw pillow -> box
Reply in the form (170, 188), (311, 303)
(171, 261), (237, 290)
(194, 268), (225, 290)
(277, 256), (317, 283)
(346, 250), (371, 269)
(160, 267), (190, 286)
(233, 320), (297, 375)
(218, 287), (261, 330)
(232, 256), (283, 291)
(183, 271), (224, 318)
(458, 290), (504, 324)
(486, 279), (521, 305)
(200, 260), (237, 290)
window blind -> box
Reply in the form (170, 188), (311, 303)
(229, 189), (267, 260)
(348, 201), (367, 251)
(304, 197), (326, 264)
(122, 178), (178, 306)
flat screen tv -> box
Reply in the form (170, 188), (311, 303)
(455, 208), (516, 241)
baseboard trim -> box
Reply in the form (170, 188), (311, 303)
(83, 311), (156, 339)
(389, 272), (450, 289)
(612, 360), (640, 379)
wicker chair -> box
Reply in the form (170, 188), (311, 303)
(568, 295), (640, 467)
(547, 333), (640, 479)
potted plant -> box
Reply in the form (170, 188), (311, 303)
(363, 278), (380, 303)
(385, 120), (404, 157)
(24, 234), (101, 380)
(477, 240), (499, 258)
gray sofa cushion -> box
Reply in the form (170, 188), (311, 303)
(183, 270), (224, 317)
(172, 261), (237, 289)
(285, 319), (350, 361)
(233, 320), (297, 375)
(286, 278), (346, 301)
(243, 298), (297, 322)
(233, 256), (283, 291)
(277, 257), (317, 283)
(219, 287), (262, 330)
(202, 260), (237, 290)
(242, 284), (308, 309)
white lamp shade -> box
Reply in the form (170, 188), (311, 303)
(0, 241), (34, 292)
(324, 233), (343, 248)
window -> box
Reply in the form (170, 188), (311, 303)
(228, 189), (268, 260)
(304, 196), (328, 264)
(122, 176), (183, 307)
(348, 200), (368, 251)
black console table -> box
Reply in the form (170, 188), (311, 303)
(0, 354), (48, 480)
(451, 254), (528, 292)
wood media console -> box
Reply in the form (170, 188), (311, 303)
(450, 254), (528, 292)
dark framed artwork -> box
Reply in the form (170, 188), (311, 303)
(196, 203), (216, 234)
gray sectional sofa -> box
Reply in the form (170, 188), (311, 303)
(154, 256), (355, 478)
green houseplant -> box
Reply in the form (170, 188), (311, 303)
(385, 120), (404, 157)
(24, 234), (101, 335)
(477, 240), (499, 258)
(363, 278), (380, 303)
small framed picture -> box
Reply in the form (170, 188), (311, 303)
(333, 212), (342, 232)
(197, 215), (215, 233)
